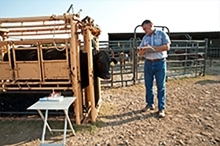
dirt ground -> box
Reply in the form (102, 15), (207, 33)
(0, 62), (220, 146)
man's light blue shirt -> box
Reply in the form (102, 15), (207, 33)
(139, 29), (171, 60)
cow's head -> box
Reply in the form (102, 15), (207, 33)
(93, 50), (117, 79)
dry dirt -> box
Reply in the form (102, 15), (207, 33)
(0, 62), (220, 146)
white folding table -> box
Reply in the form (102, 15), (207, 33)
(27, 96), (76, 146)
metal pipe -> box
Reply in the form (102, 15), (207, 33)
(66, 4), (73, 13)
(133, 25), (141, 85)
(154, 25), (170, 35)
(195, 42), (199, 77)
(203, 38), (208, 76)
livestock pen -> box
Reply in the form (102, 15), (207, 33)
(98, 37), (208, 88)
(0, 13), (102, 124)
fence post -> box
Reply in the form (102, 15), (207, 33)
(203, 38), (208, 76)
(195, 42), (199, 77)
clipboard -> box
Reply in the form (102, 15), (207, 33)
(137, 46), (156, 53)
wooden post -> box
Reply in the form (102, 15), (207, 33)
(69, 18), (81, 124)
(83, 27), (96, 122)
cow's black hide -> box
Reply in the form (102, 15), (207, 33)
(3, 48), (37, 62)
(3, 48), (117, 89)
(93, 50), (117, 79)
(42, 49), (117, 88)
(43, 49), (66, 60)
(3, 47), (37, 69)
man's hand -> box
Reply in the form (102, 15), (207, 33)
(138, 48), (146, 56)
(138, 44), (155, 55)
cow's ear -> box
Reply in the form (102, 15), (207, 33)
(110, 58), (118, 66)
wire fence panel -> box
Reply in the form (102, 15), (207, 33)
(207, 45), (220, 66)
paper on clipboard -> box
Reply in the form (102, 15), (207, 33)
(137, 46), (156, 53)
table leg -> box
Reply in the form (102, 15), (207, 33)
(37, 110), (53, 134)
(64, 109), (76, 135)
(63, 114), (68, 145)
(41, 109), (48, 143)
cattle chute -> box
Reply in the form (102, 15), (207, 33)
(0, 12), (101, 124)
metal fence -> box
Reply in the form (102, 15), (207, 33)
(207, 45), (220, 66)
(99, 39), (208, 88)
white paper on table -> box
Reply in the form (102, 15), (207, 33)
(39, 96), (64, 102)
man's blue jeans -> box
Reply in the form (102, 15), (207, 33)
(144, 58), (166, 110)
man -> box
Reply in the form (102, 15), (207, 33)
(138, 19), (171, 118)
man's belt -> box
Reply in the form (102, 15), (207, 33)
(146, 58), (164, 62)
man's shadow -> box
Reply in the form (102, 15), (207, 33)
(195, 79), (220, 85)
(97, 109), (159, 127)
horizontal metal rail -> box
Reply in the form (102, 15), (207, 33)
(0, 87), (72, 90)
(0, 38), (71, 45)
(0, 23), (66, 29)
(0, 14), (76, 23)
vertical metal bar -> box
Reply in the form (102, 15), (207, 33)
(111, 66), (114, 87)
(65, 40), (69, 78)
(41, 109), (48, 144)
(195, 42), (199, 77)
(66, 4), (73, 13)
(184, 41), (187, 74)
(129, 38), (133, 63)
(64, 109), (76, 135)
(37, 44), (43, 82)
(11, 44), (16, 80)
(203, 38), (208, 76)
(119, 53), (124, 87)
(37, 110), (53, 134)
(6, 44), (13, 80)
(69, 17), (80, 124)
(83, 28), (96, 122)
(109, 48), (114, 87)
(94, 36), (101, 110)
(133, 25), (141, 85)
(63, 112), (68, 145)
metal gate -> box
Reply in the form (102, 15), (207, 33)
(99, 27), (208, 88)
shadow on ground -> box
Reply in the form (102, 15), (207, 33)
(195, 79), (220, 85)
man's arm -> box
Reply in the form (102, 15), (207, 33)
(153, 43), (170, 52)
(153, 31), (171, 52)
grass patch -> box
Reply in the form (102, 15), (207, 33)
(73, 120), (106, 134)
(98, 102), (117, 116)
(0, 118), (106, 139)
(0, 119), (43, 133)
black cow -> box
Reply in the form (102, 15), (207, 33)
(43, 48), (117, 88)
(3, 47), (37, 62)
(93, 50), (117, 79)
(3, 46), (38, 69)
(3, 47), (118, 89)
(43, 49), (66, 60)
